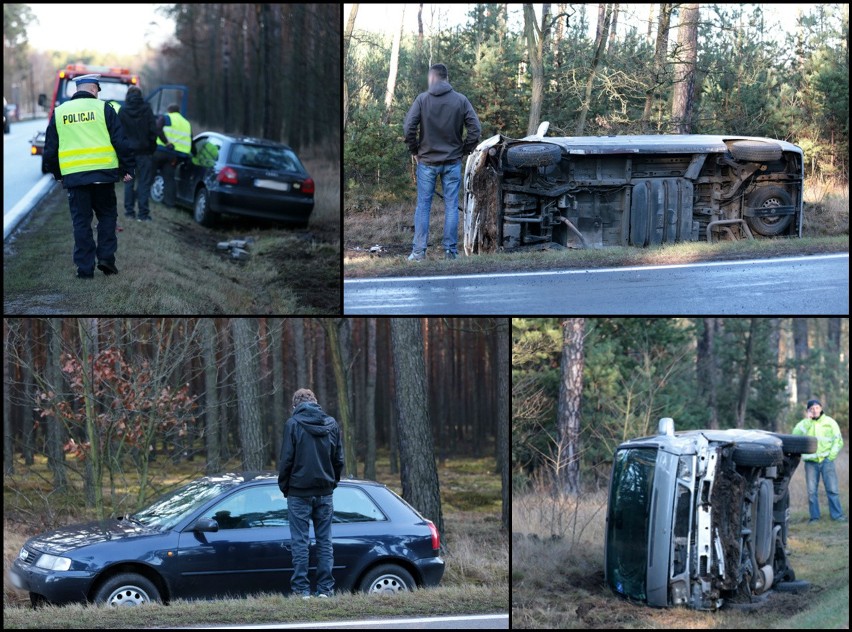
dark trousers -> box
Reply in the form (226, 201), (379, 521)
(154, 151), (180, 207)
(288, 494), (334, 596)
(125, 153), (154, 218)
(67, 183), (118, 275)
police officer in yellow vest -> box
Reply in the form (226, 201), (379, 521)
(154, 103), (192, 207)
(43, 74), (135, 279)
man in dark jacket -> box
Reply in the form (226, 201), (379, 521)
(403, 63), (481, 261)
(118, 86), (158, 221)
(278, 389), (344, 598)
(43, 74), (135, 279)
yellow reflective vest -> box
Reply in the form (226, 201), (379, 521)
(54, 98), (118, 176)
(157, 111), (192, 155)
(792, 414), (844, 462)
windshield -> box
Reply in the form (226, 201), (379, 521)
(606, 447), (657, 602)
(229, 144), (305, 173)
(62, 79), (130, 103)
(131, 476), (241, 531)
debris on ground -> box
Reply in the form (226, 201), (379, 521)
(216, 237), (257, 261)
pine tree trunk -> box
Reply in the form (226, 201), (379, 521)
(390, 318), (444, 535)
(323, 319), (357, 477)
(671, 3), (699, 133)
(383, 6), (405, 124)
(697, 318), (720, 429)
(496, 319), (510, 532)
(607, 3), (619, 55)
(557, 318), (585, 495)
(643, 3), (672, 131)
(231, 319), (265, 471)
(524, 3), (550, 136)
(736, 318), (757, 428)
(3, 321), (13, 473)
(792, 318), (810, 404)
(22, 321), (35, 466)
(576, 4), (611, 135)
(292, 318), (308, 388)
(826, 318), (842, 393)
(203, 319), (220, 474)
(46, 318), (67, 488)
(365, 318), (377, 480)
(270, 318), (285, 466)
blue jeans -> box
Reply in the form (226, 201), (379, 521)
(804, 459), (844, 520)
(288, 494), (334, 595)
(413, 161), (461, 255)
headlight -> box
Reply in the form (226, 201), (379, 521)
(35, 553), (72, 571)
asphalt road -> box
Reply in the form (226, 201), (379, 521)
(189, 614), (509, 629)
(344, 253), (849, 315)
(3, 118), (49, 214)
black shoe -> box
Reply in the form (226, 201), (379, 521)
(125, 212), (136, 219)
(445, 250), (457, 260)
(833, 516), (848, 522)
(76, 271), (94, 279)
(97, 261), (119, 276)
(137, 216), (152, 222)
(808, 518), (820, 524)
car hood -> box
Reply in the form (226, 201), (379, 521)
(26, 518), (159, 555)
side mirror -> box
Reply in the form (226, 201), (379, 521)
(191, 518), (219, 533)
(37, 94), (47, 108)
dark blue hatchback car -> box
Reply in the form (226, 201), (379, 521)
(9, 474), (443, 607)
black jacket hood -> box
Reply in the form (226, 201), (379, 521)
(292, 402), (336, 436)
(428, 80), (453, 96)
(122, 89), (147, 116)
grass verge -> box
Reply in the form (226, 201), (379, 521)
(512, 450), (849, 629)
(4, 178), (339, 314)
(3, 585), (508, 629)
(345, 235), (848, 279)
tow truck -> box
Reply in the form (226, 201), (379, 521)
(31, 63), (187, 173)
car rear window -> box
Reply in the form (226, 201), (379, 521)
(229, 144), (304, 173)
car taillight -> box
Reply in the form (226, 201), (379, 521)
(217, 167), (238, 185)
(427, 520), (440, 551)
(301, 178), (315, 194)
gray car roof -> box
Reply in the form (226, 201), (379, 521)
(517, 134), (802, 156)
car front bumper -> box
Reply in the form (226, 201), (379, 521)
(9, 559), (96, 605)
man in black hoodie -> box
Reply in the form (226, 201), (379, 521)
(278, 389), (344, 598)
(118, 86), (160, 221)
(403, 63), (481, 261)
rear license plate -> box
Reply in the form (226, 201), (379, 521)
(254, 179), (290, 192)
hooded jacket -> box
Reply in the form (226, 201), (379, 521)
(278, 402), (345, 498)
(43, 91), (135, 188)
(792, 413), (844, 462)
(118, 89), (158, 154)
(403, 80), (481, 164)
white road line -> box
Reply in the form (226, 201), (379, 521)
(344, 253), (849, 284)
(192, 613), (509, 629)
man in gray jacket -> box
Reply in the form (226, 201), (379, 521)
(403, 64), (480, 260)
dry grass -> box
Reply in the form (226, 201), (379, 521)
(300, 154), (341, 232)
(513, 449), (849, 629)
(803, 178), (849, 237)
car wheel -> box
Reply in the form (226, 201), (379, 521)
(728, 140), (783, 162)
(194, 188), (217, 227)
(150, 174), (165, 203)
(774, 580), (810, 594)
(358, 564), (416, 595)
(93, 573), (160, 607)
(754, 480), (773, 566)
(506, 143), (561, 168)
(732, 443), (783, 467)
(745, 186), (794, 236)
(771, 433), (818, 455)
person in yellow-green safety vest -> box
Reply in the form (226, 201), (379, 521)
(792, 399), (847, 523)
(154, 103), (192, 208)
(42, 74), (135, 279)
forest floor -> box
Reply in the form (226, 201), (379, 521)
(3, 157), (340, 315)
(3, 454), (507, 627)
(512, 449), (849, 629)
(344, 181), (848, 279)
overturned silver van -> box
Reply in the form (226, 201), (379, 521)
(604, 418), (816, 610)
(462, 123), (804, 254)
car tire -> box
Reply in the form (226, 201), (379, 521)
(194, 188), (217, 227)
(150, 174), (165, 204)
(93, 572), (160, 606)
(506, 143), (561, 168)
(732, 443), (783, 467)
(745, 186), (795, 236)
(774, 580), (810, 594)
(770, 433), (818, 455)
(728, 140), (783, 162)
(358, 564), (416, 595)
(754, 480), (773, 566)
